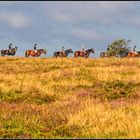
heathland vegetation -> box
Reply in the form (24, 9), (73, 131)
(0, 57), (140, 138)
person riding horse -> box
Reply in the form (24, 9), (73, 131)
(9, 43), (12, 49)
(62, 46), (65, 52)
(82, 47), (85, 52)
(81, 44), (86, 52)
(8, 43), (13, 53)
(34, 43), (37, 50)
(133, 46), (138, 54)
(33, 43), (38, 54)
(61, 46), (66, 55)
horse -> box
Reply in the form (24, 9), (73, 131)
(100, 51), (128, 58)
(0, 46), (18, 56)
(138, 51), (140, 56)
(126, 52), (139, 58)
(74, 48), (94, 58)
(100, 52), (108, 58)
(54, 49), (73, 58)
(25, 49), (47, 57)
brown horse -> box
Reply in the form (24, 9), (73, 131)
(74, 48), (94, 58)
(54, 49), (73, 58)
(127, 52), (139, 58)
(25, 49), (47, 57)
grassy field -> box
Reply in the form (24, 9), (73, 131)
(0, 56), (140, 138)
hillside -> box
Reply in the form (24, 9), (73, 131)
(0, 57), (140, 138)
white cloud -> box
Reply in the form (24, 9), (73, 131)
(45, 1), (139, 27)
(0, 12), (30, 28)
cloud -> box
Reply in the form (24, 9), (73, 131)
(45, 1), (139, 27)
(0, 12), (30, 28)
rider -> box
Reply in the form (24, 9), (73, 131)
(82, 45), (86, 52)
(34, 43), (37, 50)
(62, 46), (66, 56)
(133, 45), (136, 52)
(62, 46), (65, 52)
(9, 43), (12, 49)
(82, 47), (85, 51)
(34, 43), (38, 54)
(133, 46), (138, 54)
(8, 43), (13, 53)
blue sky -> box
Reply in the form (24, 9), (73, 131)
(0, 1), (140, 57)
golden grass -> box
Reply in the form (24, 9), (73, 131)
(0, 56), (140, 138)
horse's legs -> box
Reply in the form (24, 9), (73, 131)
(1, 52), (5, 56)
(127, 53), (130, 58)
(74, 52), (78, 58)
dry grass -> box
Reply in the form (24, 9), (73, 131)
(0, 56), (140, 138)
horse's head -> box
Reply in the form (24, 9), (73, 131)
(86, 48), (94, 54)
(43, 49), (47, 54)
(69, 49), (73, 53)
(15, 46), (18, 50)
(91, 48), (95, 53)
(65, 49), (73, 55)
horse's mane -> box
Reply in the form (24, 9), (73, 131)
(86, 48), (93, 52)
(75, 48), (93, 52)
(37, 49), (46, 51)
(55, 49), (71, 53)
(65, 49), (72, 52)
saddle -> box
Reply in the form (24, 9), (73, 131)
(61, 51), (66, 56)
(34, 50), (38, 53)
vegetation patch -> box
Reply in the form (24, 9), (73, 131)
(0, 57), (140, 138)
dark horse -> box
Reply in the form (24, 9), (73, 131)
(25, 49), (47, 57)
(0, 46), (18, 56)
(74, 48), (94, 58)
(54, 49), (73, 58)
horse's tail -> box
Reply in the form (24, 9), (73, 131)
(25, 51), (28, 57)
(54, 52), (57, 58)
(126, 52), (131, 58)
(0, 50), (5, 56)
(125, 52), (129, 57)
(74, 52), (77, 58)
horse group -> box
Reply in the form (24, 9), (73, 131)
(100, 51), (140, 58)
(26, 48), (95, 58)
(0, 47), (95, 58)
(1, 46), (140, 58)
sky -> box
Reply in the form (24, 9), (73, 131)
(0, 1), (140, 58)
